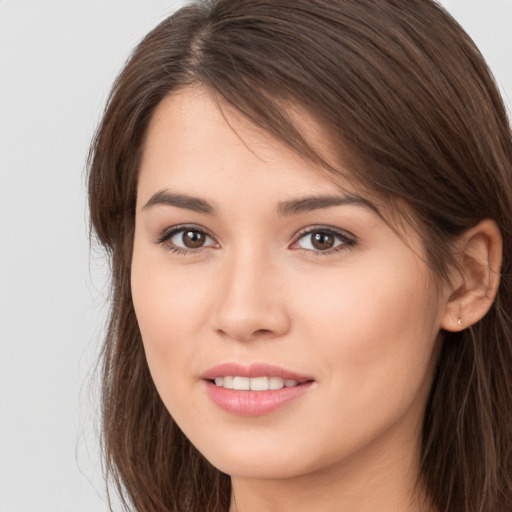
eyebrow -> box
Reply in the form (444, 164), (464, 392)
(142, 190), (216, 214)
(277, 194), (378, 216)
(142, 190), (378, 217)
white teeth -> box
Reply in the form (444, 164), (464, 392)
(233, 376), (250, 390)
(269, 377), (285, 390)
(213, 376), (300, 391)
(249, 376), (268, 391)
(223, 376), (234, 389)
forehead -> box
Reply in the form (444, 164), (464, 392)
(138, 86), (366, 204)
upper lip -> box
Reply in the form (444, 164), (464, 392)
(200, 362), (313, 382)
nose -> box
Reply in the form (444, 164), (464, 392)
(213, 250), (291, 342)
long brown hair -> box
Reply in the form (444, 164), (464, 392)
(88, 1), (512, 511)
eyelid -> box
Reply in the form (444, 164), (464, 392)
(156, 224), (219, 253)
(290, 225), (357, 253)
(155, 223), (355, 255)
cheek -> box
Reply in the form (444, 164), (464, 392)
(295, 254), (441, 408)
(130, 246), (209, 391)
(133, 271), (205, 343)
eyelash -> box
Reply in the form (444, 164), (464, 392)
(156, 225), (357, 256)
(156, 224), (218, 255)
(291, 226), (357, 256)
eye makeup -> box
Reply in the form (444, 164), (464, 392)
(155, 222), (357, 257)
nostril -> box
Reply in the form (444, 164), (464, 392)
(215, 327), (281, 343)
(253, 328), (273, 336)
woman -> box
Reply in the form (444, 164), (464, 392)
(88, 1), (512, 511)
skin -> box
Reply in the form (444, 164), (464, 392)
(131, 86), (461, 512)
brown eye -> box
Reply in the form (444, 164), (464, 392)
(311, 232), (335, 250)
(182, 230), (206, 248)
(295, 228), (353, 253)
(163, 227), (217, 252)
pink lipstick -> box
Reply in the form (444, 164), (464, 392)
(201, 363), (314, 416)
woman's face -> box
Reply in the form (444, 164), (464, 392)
(132, 86), (448, 482)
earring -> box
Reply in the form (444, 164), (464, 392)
(457, 318), (463, 326)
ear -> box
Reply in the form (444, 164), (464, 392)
(441, 219), (503, 332)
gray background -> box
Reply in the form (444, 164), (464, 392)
(1, 1), (511, 511)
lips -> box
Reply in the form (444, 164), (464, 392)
(201, 363), (314, 416)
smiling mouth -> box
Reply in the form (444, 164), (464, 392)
(204, 367), (314, 415)
(212, 376), (301, 391)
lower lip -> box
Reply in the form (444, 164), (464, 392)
(204, 380), (313, 416)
